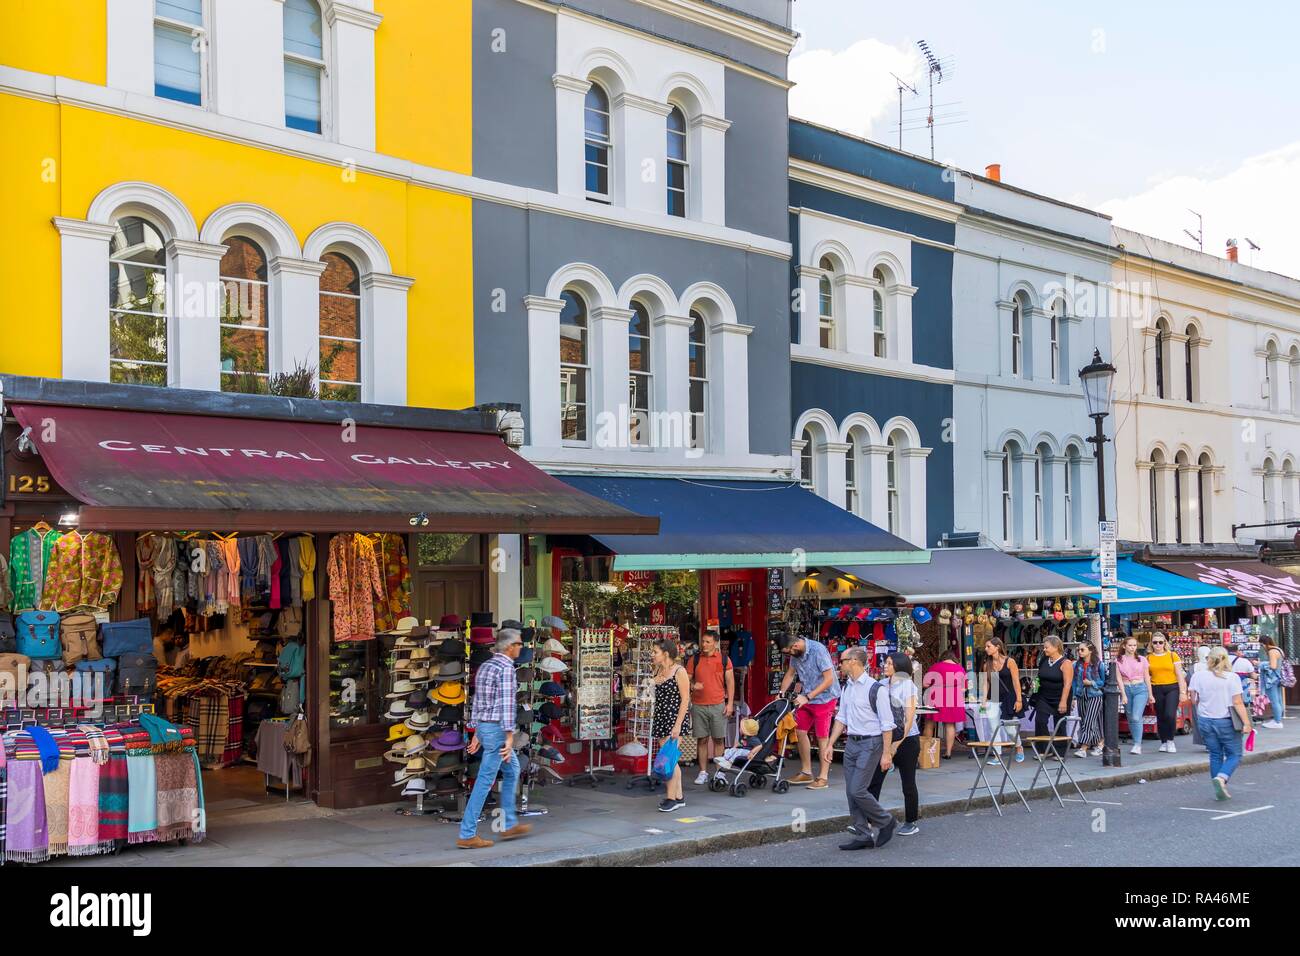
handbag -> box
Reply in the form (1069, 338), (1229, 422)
(652, 737), (681, 780)
(16, 610), (62, 659)
(284, 714), (312, 768)
(0, 612), (15, 654)
(101, 618), (153, 657)
(1230, 706), (1246, 732)
(918, 734), (941, 770)
(0, 652), (30, 700)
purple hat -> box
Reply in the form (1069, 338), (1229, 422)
(430, 729), (465, 753)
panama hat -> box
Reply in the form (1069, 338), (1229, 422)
(407, 665), (432, 684)
(399, 777), (427, 797)
(386, 723), (416, 743)
(404, 709), (432, 732)
(386, 679), (417, 699)
(432, 682), (466, 705)
(383, 699), (413, 721)
(431, 659), (465, 682)
(387, 616), (419, 636)
(410, 646), (433, 662)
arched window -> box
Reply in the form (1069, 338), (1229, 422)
(666, 106), (688, 218)
(845, 434), (859, 515)
(1050, 299), (1064, 382)
(1032, 446), (1046, 545)
(886, 432), (901, 536)
(688, 311), (707, 450)
(873, 267), (888, 358)
(584, 82), (612, 201)
(1265, 340), (1279, 409)
(1010, 297), (1024, 376)
(628, 302), (652, 447)
(559, 290), (590, 442)
(1001, 442), (1016, 545)
(1149, 450), (1163, 541)
(1291, 346), (1300, 415)
(1263, 456), (1276, 522)
(1198, 453), (1212, 543)
(1174, 451), (1189, 543)
(1284, 462), (1296, 520)
(219, 236), (270, 393)
(798, 426), (816, 491)
(318, 251), (361, 401)
(283, 0), (324, 134)
(818, 257), (835, 349)
(1184, 324), (1197, 402)
(1155, 317), (1169, 398)
(108, 215), (170, 386)
(1063, 446), (1080, 546)
(154, 0), (206, 105)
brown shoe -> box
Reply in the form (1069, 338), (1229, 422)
(456, 836), (494, 849)
(789, 771), (815, 785)
(500, 823), (533, 841)
(807, 777), (830, 790)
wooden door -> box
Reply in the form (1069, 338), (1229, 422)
(413, 569), (484, 624)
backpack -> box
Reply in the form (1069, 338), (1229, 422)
(16, 610), (62, 660)
(116, 652), (158, 697)
(277, 606), (303, 639)
(871, 681), (910, 738)
(0, 613), (15, 654)
(1283, 659), (1297, 689)
(277, 640), (305, 680)
(101, 618), (153, 657)
(0, 652), (29, 702)
(60, 612), (102, 665)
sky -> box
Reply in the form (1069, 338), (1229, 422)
(789, 0), (1300, 276)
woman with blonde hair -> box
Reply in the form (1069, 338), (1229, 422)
(1189, 647), (1252, 800)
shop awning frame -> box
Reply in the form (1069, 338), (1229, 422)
(556, 475), (928, 572)
(1150, 558), (1300, 610)
(1028, 555), (1239, 614)
(832, 547), (1096, 604)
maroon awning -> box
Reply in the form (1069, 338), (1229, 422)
(9, 404), (657, 535)
(1152, 558), (1300, 610)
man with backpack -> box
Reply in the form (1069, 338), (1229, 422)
(826, 647), (896, 851)
(687, 629), (735, 786)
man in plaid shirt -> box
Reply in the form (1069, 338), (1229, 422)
(458, 629), (529, 848)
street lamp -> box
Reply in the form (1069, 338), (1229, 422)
(1079, 348), (1120, 766)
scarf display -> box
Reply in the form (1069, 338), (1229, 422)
(4, 759), (48, 863)
(44, 759), (71, 856)
(126, 753), (159, 844)
(138, 712), (186, 752)
(67, 755), (110, 856)
(98, 753), (130, 844)
(0, 744), (7, 859)
(155, 752), (201, 843)
(25, 726), (61, 774)
(188, 695), (231, 768)
(78, 724), (111, 766)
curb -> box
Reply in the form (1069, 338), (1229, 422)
(510, 742), (1300, 867)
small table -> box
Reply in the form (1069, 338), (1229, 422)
(1022, 713), (1088, 808)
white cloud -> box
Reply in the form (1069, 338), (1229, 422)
(789, 39), (923, 141)
(1098, 142), (1300, 279)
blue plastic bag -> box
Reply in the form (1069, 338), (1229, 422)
(652, 738), (681, 781)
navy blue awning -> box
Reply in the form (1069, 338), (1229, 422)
(555, 476), (926, 571)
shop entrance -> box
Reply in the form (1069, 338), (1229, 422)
(411, 534), (486, 625)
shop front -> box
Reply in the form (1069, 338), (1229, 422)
(0, 376), (656, 825)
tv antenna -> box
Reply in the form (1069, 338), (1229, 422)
(916, 40), (951, 160)
(1245, 237), (1261, 267)
(890, 72), (918, 151)
(1183, 209), (1203, 253)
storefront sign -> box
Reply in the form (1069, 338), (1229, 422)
(1101, 586), (1118, 603)
(622, 570), (655, 590)
(1, 424), (67, 501)
(1098, 520), (1117, 586)
(648, 602), (666, 625)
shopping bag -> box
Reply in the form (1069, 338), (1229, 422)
(918, 733), (941, 770)
(652, 738), (681, 780)
(1244, 729), (1256, 753)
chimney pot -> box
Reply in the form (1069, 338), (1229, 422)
(985, 163), (1001, 182)
(1226, 239), (1238, 262)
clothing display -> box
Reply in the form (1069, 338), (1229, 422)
(7, 527), (64, 612)
(369, 534), (412, 634)
(327, 533), (384, 642)
(40, 531), (124, 612)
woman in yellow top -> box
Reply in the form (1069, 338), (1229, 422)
(1147, 633), (1188, 753)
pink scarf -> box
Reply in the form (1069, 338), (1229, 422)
(67, 755), (111, 856)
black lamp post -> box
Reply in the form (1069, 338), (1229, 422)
(1079, 348), (1119, 767)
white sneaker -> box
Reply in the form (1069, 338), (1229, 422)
(1073, 749), (1088, 758)
(1265, 720), (1284, 729)
(1166, 742), (1177, 753)
(1090, 745), (1104, 757)
(1130, 744), (1142, 755)
(1158, 742), (1170, 753)
(713, 756), (733, 770)
(694, 771), (709, 786)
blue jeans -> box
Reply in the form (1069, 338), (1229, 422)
(1199, 716), (1242, 781)
(1265, 679), (1286, 723)
(459, 721), (519, 839)
(1123, 685), (1149, 739)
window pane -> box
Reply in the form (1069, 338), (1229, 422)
(110, 217), (167, 265)
(560, 368), (587, 442)
(689, 379), (706, 414)
(320, 381), (360, 403)
(220, 278), (268, 329)
(585, 144), (608, 194)
(417, 533), (480, 566)
(283, 0), (323, 58)
(219, 236), (268, 282)
(321, 252), (360, 295)
(667, 187), (686, 217)
(285, 59), (322, 133)
(111, 312), (168, 365)
(320, 339), (360, 393)
(560, 292), (587, 364)
(157, 0), (203, 25)
(154, 23), (201, 104)
(320, 292), (359, 339)
(109, 263), (167, 313)
(110, 361), (168, 387)
(221, 324), (269, 378)
(667, 108), (687, 160)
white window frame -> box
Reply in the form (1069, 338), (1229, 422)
(818, 258), (835, 350)
(1001, 446), (1014, 545)
(318, 254), (363, 401)
(873, 267), (888, 359)
(283, 0), (329, 137)
(1063, 454), (1074, 546)
(560, 291), (591, 446)
(1011, 300), (1023, 377)
(845, 439), (859, 515)
(688, 312), (708, 452)
(628, 302), (653, 448)
(218, 236), (271, 393)
(1033, 451), (1044, 545)
(666, 105), (688, 218)
(1050, 314), (1060, 382)
(886, 435), (900, 536)
(584, 81), (612, 204)
(1149, 457), (1161, 541)
(109, 215), (172, 386)
(1155, 319), (1169, 398)
(799, 428), (815, 491)
(153, 0), (209, 108)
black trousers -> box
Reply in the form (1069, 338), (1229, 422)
(1033, 695), (1070, 756)
(1153, 683), (1180, 742)
(867, 734), (920, 823)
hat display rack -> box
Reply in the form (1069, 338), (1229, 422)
(384, 614), (469, 818)
(511, 614), (574, 816)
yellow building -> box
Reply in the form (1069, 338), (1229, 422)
(0, 0), (474, 410)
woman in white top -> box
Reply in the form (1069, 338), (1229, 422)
(866, 653), (921, 836)
(1188, 647), (1253, 801)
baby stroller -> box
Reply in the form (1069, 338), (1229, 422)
(708, 694), (796, 797)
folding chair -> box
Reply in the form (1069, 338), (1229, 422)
(1023, 712), (1088, 807)
(963, 714), (1031, 815)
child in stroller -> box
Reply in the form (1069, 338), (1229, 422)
(709, 696), (795, 796)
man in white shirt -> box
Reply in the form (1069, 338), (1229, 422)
(827, 647), (896, 850)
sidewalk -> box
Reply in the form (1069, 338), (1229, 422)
(48, 719), (1300, 868)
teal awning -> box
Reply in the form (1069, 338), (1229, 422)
(1026, 555), (1238, 614)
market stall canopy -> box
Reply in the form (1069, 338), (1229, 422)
(833, 547), (1094, 603)
(8, 404), (657, 535)
(1028, 555), (1238, 614)
(556, 475), (927, 571)
(1150, 558), (1300, 611)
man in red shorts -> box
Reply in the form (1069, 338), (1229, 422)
(778, 635), (841, 790)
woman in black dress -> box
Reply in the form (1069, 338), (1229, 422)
(1033, 635), (1074, 756)
(983, 636), (1024, 763)
(651, 638), (691, 812)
